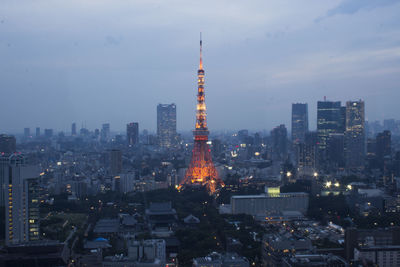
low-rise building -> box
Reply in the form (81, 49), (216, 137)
(231, 188), (309, 216)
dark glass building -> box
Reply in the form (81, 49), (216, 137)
(291, 103), (308, 144)
(126, 122), (139, 146)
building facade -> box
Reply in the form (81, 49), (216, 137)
(291, 103), (308, 144)
(3, 154), (40, 245)
(317, 100), (343, 154)
(127, 122), (139, 146)
(231, 191), (309, 216)
(157, 104), (177, 148)
(345, 100), (365, 170)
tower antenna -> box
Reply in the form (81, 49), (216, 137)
(199, 32), (203, 69)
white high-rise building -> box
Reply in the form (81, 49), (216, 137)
(3, 154), (40, 245)
(157, 104), (177, 148)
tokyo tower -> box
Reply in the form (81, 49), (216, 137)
(178, 35), (225, 194)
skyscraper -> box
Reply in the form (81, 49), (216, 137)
(35, 127), (40, 137)
(291, 103), (308, 144)
(101, 123), (110, 142)
(345, 100), (365, 170)
(376, 130), (391, 170)
(179, 35), (224, 194)
(24, 128), (30, 138)
(0, 134), (16, 155)
(157, 104), (177, 148)
(71, 122), (77, 136)
(109, 149), (122, 176)
(317, 100), (342, 151)
(296, 131), (317, 177)
(271, 124), (288, 160)
(2, 154), (40, 245)
(127, 122), (139, 146)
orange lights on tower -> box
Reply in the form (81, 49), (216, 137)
(178, 34), (224, 194)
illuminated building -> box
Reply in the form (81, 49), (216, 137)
(127, 122), (139, 146)
(178, 35), (224, 194)
(231, 187), (309, 216)
(345, 100), (365, 170)
(291, 103), (308, 144)
(317, 100), (342, 153)
(3, 154), (40, 245)
(295, 132), (317, 177)
(157, 103), (177, 148)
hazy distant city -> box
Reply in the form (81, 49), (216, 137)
(1, 1), (400, 267)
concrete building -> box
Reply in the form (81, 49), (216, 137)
(354, 245), (400, 267)
(344, 227), (400, 260)
(71, 122), (77, 136)
(109, 149), (122, 176)
(0, 134), (16, 155)
(127, 122), (139, 146)
(231, 188), (309, 216)
(270, 124), (288, 160)
(193, 252), (249, 267)
(101, 123), (110, 142)
(3, 154), (40, 245)
(282, 254), (348, 267)
(103, 239), (166, 267)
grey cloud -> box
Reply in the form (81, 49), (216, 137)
(316, 0), (400, 22)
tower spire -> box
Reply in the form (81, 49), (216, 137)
(178, 35), (225, 194)
(199, 32), (203, 70)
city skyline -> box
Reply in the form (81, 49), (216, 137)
(1, 0), (400, 132)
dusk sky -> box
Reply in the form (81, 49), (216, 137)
(1, 0), (400, 133)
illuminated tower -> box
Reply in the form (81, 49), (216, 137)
(179, 35), (224, 194)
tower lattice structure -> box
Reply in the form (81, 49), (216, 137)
(178, 35), (224, 194)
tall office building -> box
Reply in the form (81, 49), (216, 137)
(24, 128), (30, 138)
(291, 103), (308, 144)
(270, 124), (288, 160)
(35, 127), (40, 137)
(327, 133), (345, 169)
(376, 130), (391, 170)
(101, 123), (110, 142)
(71, 122), (77, 136)
(2, 154), (40, 245)
(0, 135), (16, 155)
(317, 100), (342, 151)
(126, 122), (139, 146)
(109, 149), (122, 176)
(296, 131), (317, 177)
(345, 100), (365, 170)
(157, 103), (177, 148)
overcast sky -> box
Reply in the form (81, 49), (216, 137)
(1, 0), (400, 133)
